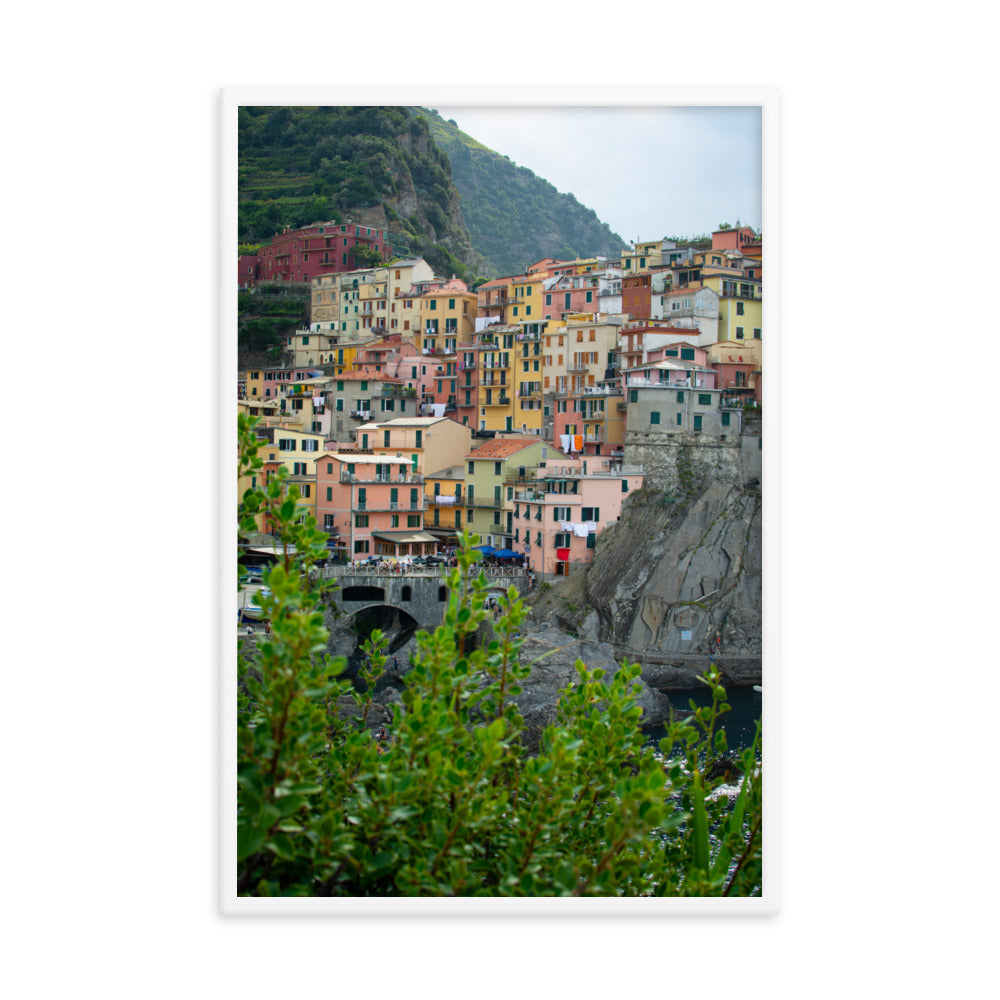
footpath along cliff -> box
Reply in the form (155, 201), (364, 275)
(524, 436), (763, 694)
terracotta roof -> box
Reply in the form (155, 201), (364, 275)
(465, 436), (546, 460)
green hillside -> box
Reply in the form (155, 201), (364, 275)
(237, 106), (632, 283)
(418, 108), (630, 276)
(238, 106), (481, 284)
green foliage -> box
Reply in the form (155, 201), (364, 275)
(236, 416), (762, 897)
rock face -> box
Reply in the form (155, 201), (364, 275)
(511, 626), (672, 730)
(526, 476), (762, 689)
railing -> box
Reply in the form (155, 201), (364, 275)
(351, 500), (427, 512)
(340, 472), (424, 484)
(482, 396), (511, 406)
(375, 386), (418, 398)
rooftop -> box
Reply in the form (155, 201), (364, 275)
(465, 436), (548, 460)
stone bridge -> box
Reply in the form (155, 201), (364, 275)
(319, 566), (527, 632)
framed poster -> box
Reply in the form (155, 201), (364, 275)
(221, 87), (776, 913)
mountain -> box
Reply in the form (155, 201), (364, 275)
(417, 109), (630, 277)
(237, 106), (630, 283)
(238, 106), (483, 284)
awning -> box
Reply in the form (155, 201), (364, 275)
(370, 531), (440, 544)
(244, 544), (298, 557)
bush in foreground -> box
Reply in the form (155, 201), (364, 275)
(236, 415), (762, 896)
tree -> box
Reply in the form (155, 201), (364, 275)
(236, 416), (762, 897)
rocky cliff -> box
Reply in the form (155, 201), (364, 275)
(525, 476), (762, 689)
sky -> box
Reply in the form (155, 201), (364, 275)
(435, 104), (762, 245)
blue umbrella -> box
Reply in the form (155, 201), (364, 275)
(473, 545), (497, 555)
(493, 549), (520, 559)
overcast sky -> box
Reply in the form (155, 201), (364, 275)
(435, 105), (762, 246)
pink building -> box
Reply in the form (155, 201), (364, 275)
(315, 453), (434, 561)
(541, 275), (601, 320)
(514, 457), (644, 577)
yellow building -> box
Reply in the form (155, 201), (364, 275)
(477, 325), (518, 433)
(619, 239), (668, 274)
(508, 274), (544, 324)
(512, 321), (545, 435)
(701, 274), (763, 344)
(240, 425), (326, 532)
(418, 279), (477, 355)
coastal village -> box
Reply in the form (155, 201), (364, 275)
(237, 220), (762, 578)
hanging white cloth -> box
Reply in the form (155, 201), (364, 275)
(559, 435), (572, 452)
(431, 403), (446, 417)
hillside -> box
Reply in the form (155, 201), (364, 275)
(418, 108), (630, 277)
(238, 106), (483, 284)
(237, 105), (631, 283)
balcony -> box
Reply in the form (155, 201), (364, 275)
(340, 472), (424, 484)
(566, 362), (589, 373)
(482, 396), (512, 406)
(349, 410), (373, 420)
(376, 385), (418, 399)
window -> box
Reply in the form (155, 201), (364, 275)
(301, 439), (317, 452)
(676, 391), (684, 403)
(326, 487), (333, 501)
(407, 515), (420, 527)
(354, 540), (370, 553)
(722, 411), (731, 427)
(581, 507), (600, 522)
(621, 479), (629, 493)
(326, 463), (333, 474)
(415, 430), (422, 448)
(737, 301), (745, 315)
(754, 328), (761, 339)
(494, 461), (502, 475)
(693, 415), (703, 431)
(676, 413), (683, 425)
(698, 393), (711, 406)
(468, 461), (475, 475)
(736, 327), (744, 339)
(650, 411), (660, 425)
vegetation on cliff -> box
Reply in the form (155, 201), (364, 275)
(419, 108), (630, 277)
(238, 106), (482, 285)
(236, 416), (762, 897)
(237, 105), (638, 284)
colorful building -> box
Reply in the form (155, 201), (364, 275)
(315, 453), (435, 560)
(514, 456), (644, 576)
(462, 436), (557, 550)
(242, 220), (387, 287)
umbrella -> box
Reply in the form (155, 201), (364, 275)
(493, 549), (521, 559)
(473, 545), (497, 555)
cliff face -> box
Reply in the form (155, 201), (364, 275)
(526, 477), (762, 688)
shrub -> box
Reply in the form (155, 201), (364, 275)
(235, 415), (762, 897)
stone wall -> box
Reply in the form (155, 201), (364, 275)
(624, 430), (747, 494)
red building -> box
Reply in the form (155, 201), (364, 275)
(240, 221), (388, 286)
(711, 226), (759, 252)
(621, 272), (652, 320)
